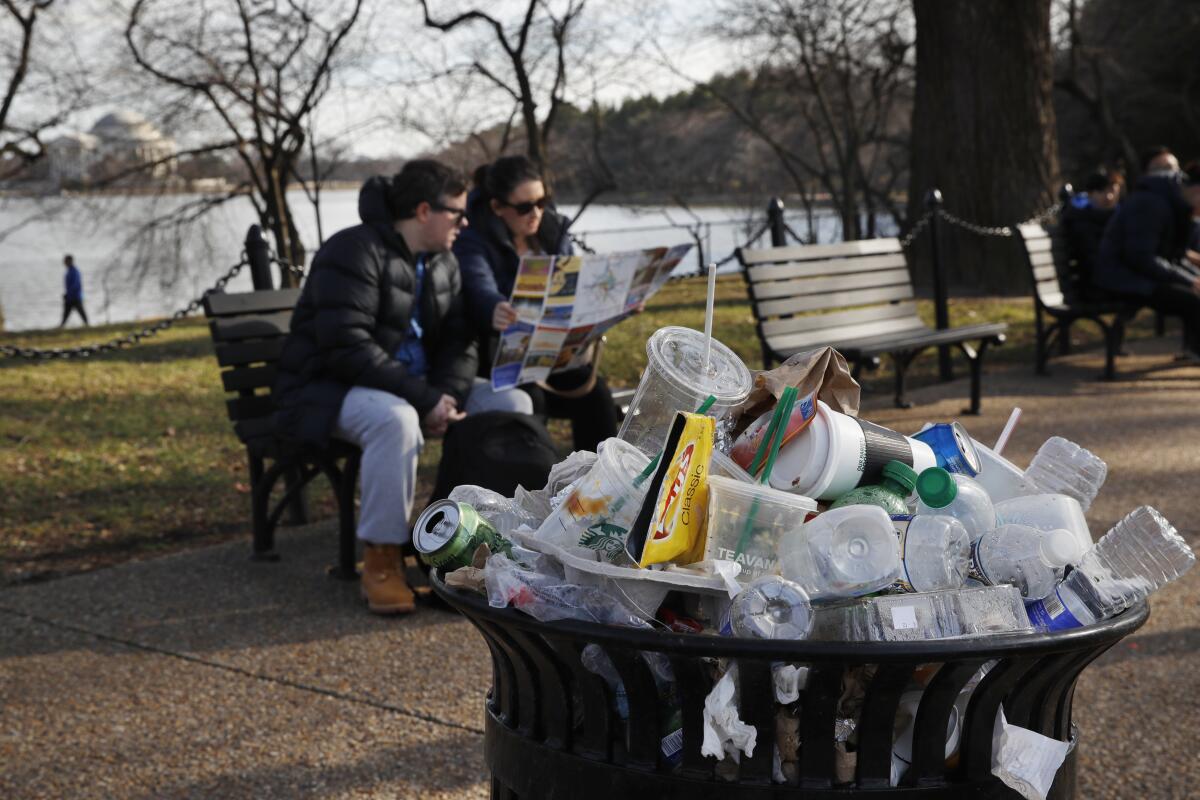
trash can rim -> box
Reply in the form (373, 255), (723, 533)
(430, 573), (1149, 661)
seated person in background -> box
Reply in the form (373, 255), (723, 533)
(454, 155), (619, 452)
(1186, 161), (1200, 270)
(273, 160), (531, 616)
(1093, 153), (1200, 359)
(1062, 169), (1122, 298)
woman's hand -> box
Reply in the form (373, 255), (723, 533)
(492, 301), (519, 331)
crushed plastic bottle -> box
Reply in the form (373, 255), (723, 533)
(1026, 506), (1196, 631)
(448, 485), (541, 535)
(971, 524), (1078, 600)
(914, 467), (996, 543)
(893, 514), (972, 593)
(778, 504), (901, 601)
(829, 460), (918, 516)
(1022, 436), (1107, 512)
(719, 575), (813, 639)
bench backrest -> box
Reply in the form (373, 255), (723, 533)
(1016, 223), (1072, 308)
(737, 238), (924, 365)
(202, 288), (301, 443)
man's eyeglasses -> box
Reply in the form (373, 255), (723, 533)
(498, 196), (549, 216)
(431, 203), (468, 224)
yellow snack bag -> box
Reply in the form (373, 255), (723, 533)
(625, 412), (715, 567)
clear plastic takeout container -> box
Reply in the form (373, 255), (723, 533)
(704, 475), (818, 583)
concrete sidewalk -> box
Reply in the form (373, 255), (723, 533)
(2, 335), (1198, 799)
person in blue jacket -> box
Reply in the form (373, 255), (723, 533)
(1093, 152), (1200, 358)
(454, 155), (618, 451)
(59, 254), (89, 327)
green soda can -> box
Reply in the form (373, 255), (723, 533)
(413, 500), (513, 570)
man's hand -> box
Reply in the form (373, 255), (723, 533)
(492, 301), (518, 331)
(1187, 249), (1200, 269)
(423, 394), (466, 436)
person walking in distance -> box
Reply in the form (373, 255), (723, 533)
(60, 255), (89, 327)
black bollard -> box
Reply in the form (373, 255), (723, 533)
(245, 225), (273, 291)
(767, 197), (787, 246)
(925, 189), (953, 381)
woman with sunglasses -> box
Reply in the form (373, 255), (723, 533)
(454, 155), (619, 451)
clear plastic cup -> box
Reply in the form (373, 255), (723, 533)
(618, 327), (753, 457)
(704, 475), (818, 582)
(534, 438), (651, 562)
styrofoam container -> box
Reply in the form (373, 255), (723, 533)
(704, 475), (818, 583)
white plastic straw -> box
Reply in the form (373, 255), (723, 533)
(993, 407), (1022, 456)
(703, 262), (717, 373)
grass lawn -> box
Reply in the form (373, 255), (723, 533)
(0, 274), (1160, 585)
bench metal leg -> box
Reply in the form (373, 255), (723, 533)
(1101, 319), (1121, 381)
(333, 450), (361, 581)
(957, 336), (1001, 415)
(1035, 321), (1055, 376)
(248, 453), (280, 562)
(1155, 310), (1166, 337)
(1059, 319), (1072, 355)
(890, 351), (920, 409)
(282, 466), (311, 526)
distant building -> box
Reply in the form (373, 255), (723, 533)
(45, 110), (177, 186)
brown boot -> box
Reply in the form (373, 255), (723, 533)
(361, 543), (416, 615)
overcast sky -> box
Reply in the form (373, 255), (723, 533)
(39, 0), (742, 159)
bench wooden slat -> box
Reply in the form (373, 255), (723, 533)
(769, 316), (930, 354)
(1032, 263), (1058, 282)
(738, 238), (900, 265)
(226, 394), (276, 421)
(203, 288), (301, 317)
(1029, 252), (1057, 270)
(757, 284), (914, 318)
(750, 268), (913, 301)
(215, 338), (286, 367)
(835, 322), (1009, 357)
(221, 364), (277, 393)
(1024, 237), (1053, 254)
(1039, 290), (1065, 307)
(209, 311), (292, 343)
(745, 253), (908, 284)
(760, 301), (919, 338)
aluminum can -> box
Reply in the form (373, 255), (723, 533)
(413, 500), (511, 570)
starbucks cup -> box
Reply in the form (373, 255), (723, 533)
(618, 327), (753, 457)
(768, 400), (937, 500)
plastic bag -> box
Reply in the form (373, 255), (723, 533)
(991, 707), (1070, 800)
(483, 553), (647, 627)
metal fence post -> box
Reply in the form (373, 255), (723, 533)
(925, 189), (953, 381)
(245, 225), (273, 291)
(768, 197), (787, 246)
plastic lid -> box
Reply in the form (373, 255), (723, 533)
(1040, 528), (1079, 567)
(882, 460), (918, 494)
(646, 326), (753, 403)
(707, 474), (819, 513)
(916, 467), (957, 508)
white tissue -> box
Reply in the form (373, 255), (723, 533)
(991, 708), (1070, 800)
(771, 664), (808, 704)
(701, 664), (757, 762)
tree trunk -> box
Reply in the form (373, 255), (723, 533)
(907, 0), (1060, 294)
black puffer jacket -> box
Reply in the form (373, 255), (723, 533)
(273, 177), (477, 446)
(1093, 174), (1195, 297)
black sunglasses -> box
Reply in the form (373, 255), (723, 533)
(430, 202), (468, 224)
(498, 196), (549, 216)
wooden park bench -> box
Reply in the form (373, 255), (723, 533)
(202, 288), (360, 579)
(737, 238), (1008, 413)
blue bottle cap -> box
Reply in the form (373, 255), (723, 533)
(912, 422), (981, 476)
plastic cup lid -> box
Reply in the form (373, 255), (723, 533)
(707, 474), (819, 512)
(916, 467), (957, 508)
(645, 326), (753, 403)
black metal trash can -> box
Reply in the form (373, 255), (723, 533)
(432, 576), (1147, 799)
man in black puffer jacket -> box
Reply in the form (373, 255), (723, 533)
(274, 160), (531, 615)
(1093, 154), (1200, 359)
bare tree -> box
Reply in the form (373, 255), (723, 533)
(125, 0), (365, 284)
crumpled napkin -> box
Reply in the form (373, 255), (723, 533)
(701, 664), (757, 762)
(992, 707), (1071, 800)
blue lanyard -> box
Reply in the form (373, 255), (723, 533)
(410, 255), (425, 339)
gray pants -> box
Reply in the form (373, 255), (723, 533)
(332, 380), (532, 545)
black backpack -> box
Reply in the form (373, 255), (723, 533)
(430, 412), (558, 502)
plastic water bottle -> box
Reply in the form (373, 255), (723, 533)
(994, 493), (1091, 563)
(971, 524), (1078, 600)
(1022, 437), (1107, 512)
(778, 504), (901, 601)
(719, 575), (813, 639)
(829, 460), (918, 516)
(893, 514), (972, 593)
(914, 467), (997, 543)
(1026, 506), (1196, 631)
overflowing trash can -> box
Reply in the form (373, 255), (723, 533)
(433, 575), (1146, 798)
(418, 325), (1193, 799)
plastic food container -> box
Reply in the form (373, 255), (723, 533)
(704, 475), (818, 583)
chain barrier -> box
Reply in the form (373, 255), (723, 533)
(933, 203), (1061, 239)
(0, 256), (251, 361)
(271, 256), (307, 282)
(899, 210), (934, 248)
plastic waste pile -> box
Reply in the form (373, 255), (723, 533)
(416, 329), (1194, 796)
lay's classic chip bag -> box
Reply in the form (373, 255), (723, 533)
(625, 412), (715, 567)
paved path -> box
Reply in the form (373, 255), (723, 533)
(2, 336), (1197, 798)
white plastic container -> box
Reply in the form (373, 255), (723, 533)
(704, 475), (818, 582)
(778, 504), (901, 600)
(769, 400), (937, 500)
(970, 438), (1040, 503)
(995, 493), (1092, 562)
(617, 326), (753, 457)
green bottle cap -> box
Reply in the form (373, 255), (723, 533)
(881, 460), (918, 494)
(916, 467), (957, 508)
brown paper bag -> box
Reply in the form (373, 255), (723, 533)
(735, 347), (861, 437)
